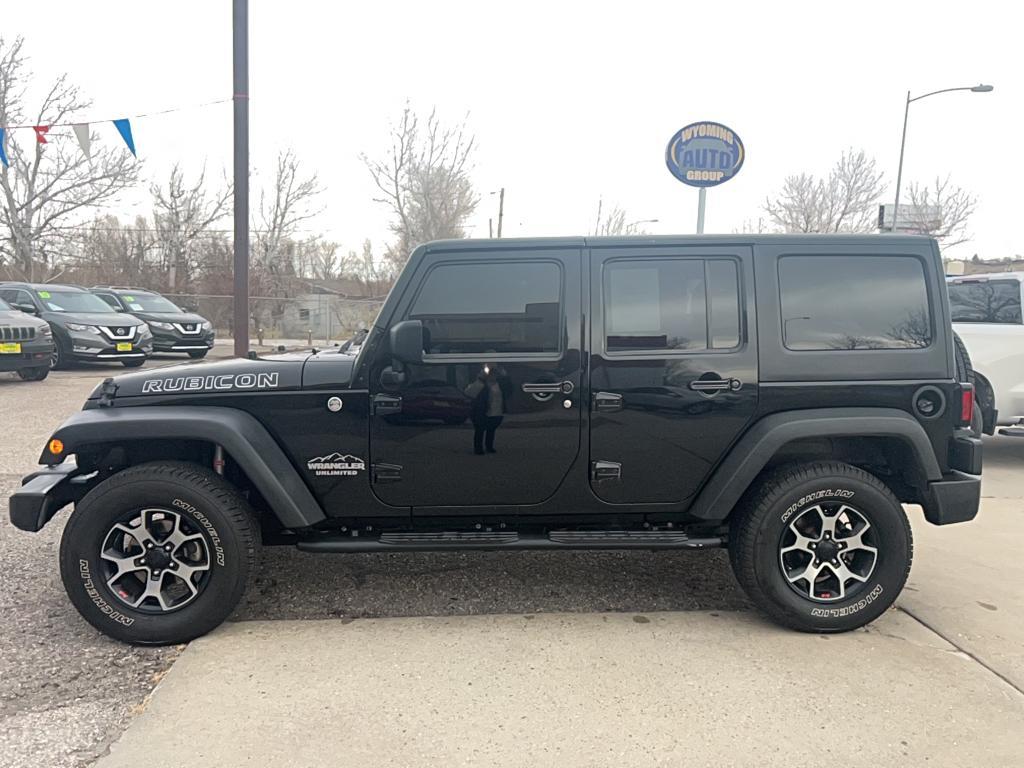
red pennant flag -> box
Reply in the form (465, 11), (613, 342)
(33, 126), (50, 144)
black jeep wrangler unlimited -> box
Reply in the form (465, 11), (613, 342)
(10, 235), (982, 645)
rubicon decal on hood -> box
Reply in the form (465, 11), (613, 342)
(307, 453), (366, 477)
(141, 372), (279, 394)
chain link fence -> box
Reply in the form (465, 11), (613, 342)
(164, 292), (385, 345)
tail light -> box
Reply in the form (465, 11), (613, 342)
(959, 384), (975, 427)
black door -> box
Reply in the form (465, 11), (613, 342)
(370, 247), (583, 509)
(588, 246), (758, 503)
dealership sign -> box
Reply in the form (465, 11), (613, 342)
(665, 122), (745, 187)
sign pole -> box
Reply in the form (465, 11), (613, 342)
(696, 188), (707, 234)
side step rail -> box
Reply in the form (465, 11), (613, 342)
(296, 530), (725, 553)
(998, 418), (1024, 438)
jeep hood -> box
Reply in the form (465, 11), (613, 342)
(87, 349), (356, 401)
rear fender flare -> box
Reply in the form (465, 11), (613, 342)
(41, 406), (325, 529)
(687, 408), (942, 522)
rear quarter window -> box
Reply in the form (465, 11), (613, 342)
(779, 255), (932, 351)
(948, 279), (1023, 324)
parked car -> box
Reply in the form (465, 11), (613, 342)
(10, 235), (981, 645)
(0, 282), (152, 368)
(947, 273), (1024, 435)
(0, 296), (54, 381)
(90, 287), (214, 359)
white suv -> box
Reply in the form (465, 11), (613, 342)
(948, 272), (1024, 433)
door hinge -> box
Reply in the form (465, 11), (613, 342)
(372, 393), (402, 415)
(372, 463), (403, 483)
(591, 460), (622, 482)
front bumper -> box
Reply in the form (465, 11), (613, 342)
(0, 339), (53, 371)
(152, 333), (215, 353)
(67, 329), (152, 361)
(9, 459), (93, 532)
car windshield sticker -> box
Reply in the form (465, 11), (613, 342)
(129, 303), (144, 311)
(307, 453), (365, 477)
(140, 372), (279, 394)
(124, 296), (135, 302)
(38, 291), (51, 299)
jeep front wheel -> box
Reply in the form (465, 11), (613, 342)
(729, 461), (912, 633)
(59, 461), (259, 645)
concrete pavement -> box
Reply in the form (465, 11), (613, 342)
(94, 611), (1023, 768)
(903, 436), (1024, 691)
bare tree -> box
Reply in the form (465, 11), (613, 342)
(70, 215), (157, 286)
(151, 163), (231, 290)
(249, 150), (322, 330)
(904, 176), (976, 248)
(363, 104), (478, 269)
(0, 36), (139, 280)
(764, 149), (885, 234)
(593, 202), (652, 235)
(340, 239), (394, 296)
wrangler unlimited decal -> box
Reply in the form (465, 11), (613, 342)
(141, 372), (279, 394)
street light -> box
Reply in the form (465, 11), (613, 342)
(626, 218), (659, 234)
(890, 83), (993, 232)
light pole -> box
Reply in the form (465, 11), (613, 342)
(890, 83), (992, 232)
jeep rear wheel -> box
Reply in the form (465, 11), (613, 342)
(59, 461), (259, 645)
(729, 462), (912, 633)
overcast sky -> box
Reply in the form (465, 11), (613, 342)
(4, 0), (1019, 260)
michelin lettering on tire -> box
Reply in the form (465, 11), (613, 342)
(79, 559), (135, 626)
(781, 489), (855, 522)
(173, 498), (226, 566)
(810, 584), (884, 618)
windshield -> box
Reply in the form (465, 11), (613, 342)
(948, 280), (1023, 324)
(117, 292), (181, 313)
(0, 298), (11, 311)
(37, 289), (117, 313)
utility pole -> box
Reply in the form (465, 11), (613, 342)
(232, 0), (250, 357)
(496, 187), (505, 238)
(488, 218), (493, 238)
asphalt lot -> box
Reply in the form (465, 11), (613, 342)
(1, 356), (1022, 767)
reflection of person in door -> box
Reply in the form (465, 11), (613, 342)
(464, 363), (511, 455)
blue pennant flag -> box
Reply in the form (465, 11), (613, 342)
(112, 118), (136, 157)
(0, 128), (8, 168)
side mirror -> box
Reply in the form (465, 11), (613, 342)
(14, 303), (37, 315)
(390, 320), (424, 365)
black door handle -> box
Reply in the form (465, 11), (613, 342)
(594, 391), (623, 412)
(372, 393), (402, 415)
(689, 378), (742, 394)
(591, 460), (622, 482)
(522, 381), (574, 395)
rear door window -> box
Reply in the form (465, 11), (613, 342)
(603, 258), (740, 353)
(948, 280), (1023, 324)
(779, 256), (932, 350)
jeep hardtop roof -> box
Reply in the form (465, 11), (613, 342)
(417, 233), (937, 251)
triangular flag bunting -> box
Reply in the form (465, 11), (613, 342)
(72, 124), (92, 160)
(0, 129), (8, 168)
(33, 126), (50, 144)
(112, 118), (136, 157)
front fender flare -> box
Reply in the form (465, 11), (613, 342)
(41, 406), (326, 529)
(687, 408), (942, 522)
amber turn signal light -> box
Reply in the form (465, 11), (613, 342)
(48, 438), (64, 456)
